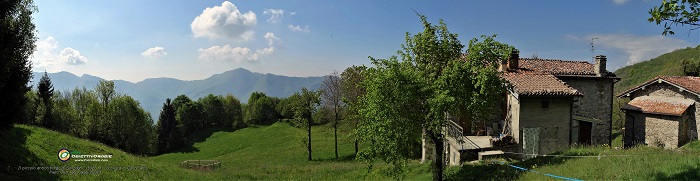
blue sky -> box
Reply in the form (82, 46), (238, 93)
(31, 0), (698, 82)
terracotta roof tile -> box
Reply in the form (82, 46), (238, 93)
(518, 58), (616, 77)
(660, 76), (700, 95)
(617, 76), (700, 97)
(501, 69), (582, 97)
(622, 96), (695, 116)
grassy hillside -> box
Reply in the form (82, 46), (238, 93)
(150, 121), (431, 180)
(0, 124), (212, 180)
(1, 122), (431, 180)
(444, 142), (700, 180)
(614, 45), (700, 94)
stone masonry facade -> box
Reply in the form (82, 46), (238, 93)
(628, 83), (700, 143)
(560, 77), (615, 145)
(516, 97), (573, 154)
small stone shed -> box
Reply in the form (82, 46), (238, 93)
(618, 76), (700, 149)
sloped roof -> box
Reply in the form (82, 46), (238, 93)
(502, 69), (582, 97)
(621, 96), (695, 116)
(617, 76), (700, 98)
(518, 58), (617, 77)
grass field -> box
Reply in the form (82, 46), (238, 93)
(1, 122), (431, 180)
(4, 122), (700, 180)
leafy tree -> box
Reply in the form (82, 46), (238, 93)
(200, 94), (227, 127)
(0, 0), (37, 130)
(67, 87), (99, 138)
(341, 65), (367, 155)
(37, 72), (54, 128)
(21, 89), (39, 124)
(292, 88), (320, 161)
(682, 58), (700, 76)
(95, 80), (116, 109)
(356, 15), (511, 180)
(173, 94), (192, 111)
(108, 95), (154, 155)
(649, 0), (700, 35)
(320, 71), (344, 159)
(277, 97), (295, 120)
(223, 94), (244, 129)
(177, 101), (205, 135)
(156, 98), (179, 154)
(244, 92), (279, 125)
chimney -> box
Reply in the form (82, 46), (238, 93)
(595, 55), (607, 77)
(498, 59), (508, 72)
(508, 49), (519, 70)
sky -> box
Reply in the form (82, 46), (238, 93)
(30, 0), (700, 82)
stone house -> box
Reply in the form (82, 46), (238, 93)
(617, 76), (700, 149)
(441, 51), (618, 164)
(499, 53), (619, 156)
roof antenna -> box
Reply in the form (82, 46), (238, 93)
(590, 37), (599, 62)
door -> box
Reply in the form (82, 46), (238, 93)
(523, 127), (540, 159)
(579, 121), (592, 145)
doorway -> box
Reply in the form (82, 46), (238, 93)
(579, 121), (592, 145)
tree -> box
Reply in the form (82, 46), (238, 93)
(177, 101), (205, 135)
(0, 0), (37, 130)
(244, 92), (279, 125)
(649, 0), (700, 35)
(292, 88), (321, 161)
(320, 71), (344, 159)
(682, 58), (700, 76)
(157, 98), (178, 154)
(200, 94), (227, 127)
(356, 15), (511, 180)
(37, 72), (54, 128)
(95, 80), (116, 109)
(108, 95), (154, 155)
(341, 65), (367, 155)
(172, 94), (192, 111)
(223, 94), (244, 129)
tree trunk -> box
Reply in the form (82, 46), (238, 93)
(355, 118), (359, 155)
(428, 130), (443, 181)
(334, 110), (339, 159)
(308, 117), (312, 161)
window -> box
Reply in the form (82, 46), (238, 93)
(541, 101), (549, 109)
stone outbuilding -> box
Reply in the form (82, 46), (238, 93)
(618, 76), (700, 149)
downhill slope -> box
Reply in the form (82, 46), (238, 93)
(0, 124), (213, 180)
(0, 123), (431, 180)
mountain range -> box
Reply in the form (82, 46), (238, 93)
(30, 68), (325, 121)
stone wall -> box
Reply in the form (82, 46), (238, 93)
(631, 83), (700, 140)
(518, 97), (572, 154)
(507, 93), (521, 144)
(560, 77), (614, 145)
(625, 111), (682, 149)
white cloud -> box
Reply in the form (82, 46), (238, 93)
(288, 24), (310, 33)
(198, 33), (282, 63)
(290, 12), (297, 15)
(59, 48), (87, 65)
(612, 0), (628, 5)
(263, 9), (285, 24)
(198, 45), (260, 62)
(32, 36), (88, 71)
(141, 46), (167, 59)
(264, 32), (280, 47)
(579, 34), (690, 65)
(191, 1), (257, 41)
